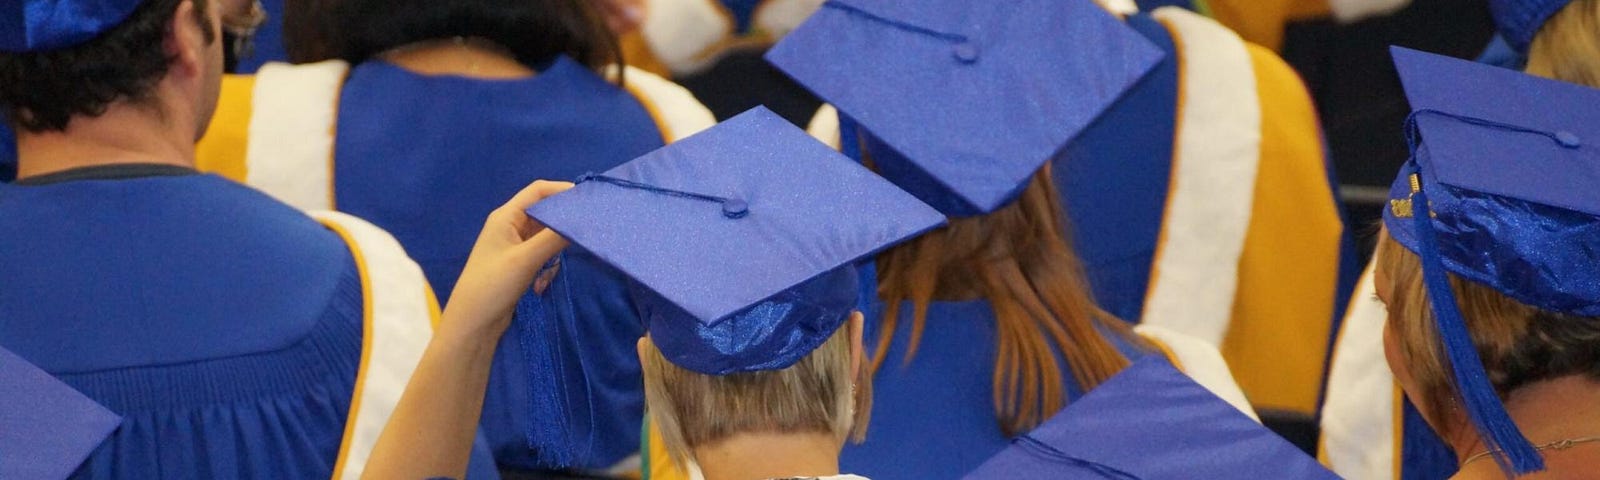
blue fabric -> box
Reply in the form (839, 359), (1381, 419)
(768, 0), (1163, 216)
(1400, 397), (1458, 480)
(722, 0), (763, 34)
(0, 346), (120, 480)
(964, 358), (1339, 479)
(232, 0), (287, 73)
(1387, 47), (1600, 318)
(1383, 47), (1595, 476)
(1318, 141), (1366, 419)
(332, 56), (664, 470)
(0, 175), (349, 372)
(1, 124), (14, 182)
(1487, 0), (1571, 53)
(528, 108), (944, 375)
(1475, 34), (1527, 71)
(633, 267), (858, 375)
(1135, 0), (1194, 10)
(1053, 14), (1177, 324)
(840, 300), (1145, 480)
(1, 0), (143, 52)
(0, 174), (356, 478)
(335, 56), (662, 305)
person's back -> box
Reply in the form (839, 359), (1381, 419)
(194, 0), (716, 471)
(843, 300), (1136, 478)
(767, 4), (1257, 477)
(0, 0), (489, 476)
(836, 175), (1254, 480)
(1319, 2), (1600, 479)
(528, 109), (945, 480)
(0, 171), (363, 478)
(794, 1), (1355, 426)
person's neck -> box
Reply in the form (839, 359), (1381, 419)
(694, 432), (843, 480)
(381, 37), (535, 80)
(1449, 376), (1600, 479)
(15, 102), (196, 180)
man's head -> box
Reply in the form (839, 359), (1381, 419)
(639, 312), (870, 465)
(0, 0), (223, 138)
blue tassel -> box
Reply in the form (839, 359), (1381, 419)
(1410, 189), (1545, 475)
(839, 115), (864, 164)
(514, 254), (582, 467)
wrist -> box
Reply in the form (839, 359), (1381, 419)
(434, 311), (511, 354)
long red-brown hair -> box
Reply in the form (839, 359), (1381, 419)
(873, 166), (1141, 436)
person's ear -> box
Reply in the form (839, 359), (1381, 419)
(848, 311), (865, 380)
(165, 0), (207, 79)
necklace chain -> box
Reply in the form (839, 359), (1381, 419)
(1459, 435), (1600, 467)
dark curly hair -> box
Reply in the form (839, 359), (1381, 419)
(0, 0), (214, 132)
(283, 0), (618, 72)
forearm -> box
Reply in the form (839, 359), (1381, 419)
(362, 320), (503, 480)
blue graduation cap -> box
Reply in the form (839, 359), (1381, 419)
(1487, 0), (1572, 53)
(0, 346), (122, 479)
(1, 0), (145, 52)
(964, 357), (1338, 479)
(1383, 46), (1600, 475)
(530, 107), (945, 375)
(765, 0), (1162, 216)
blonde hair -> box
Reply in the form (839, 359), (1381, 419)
(1524, 0), (1600, 87)
(1375, 230), (1600, 436)
(640, 321), (870, 465)
(874, 168), (1138, 437)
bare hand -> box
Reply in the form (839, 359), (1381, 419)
(442, 181), (574, 342)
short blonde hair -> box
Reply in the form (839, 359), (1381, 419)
(1525, 0), (1600, 87)
(1375, 231), (1600, 436)
(641, 321), (870, 465)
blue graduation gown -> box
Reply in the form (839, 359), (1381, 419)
(0, 126), (13, 182)
(0, 173), (490, 478)
(331, 56), (667, 470)
(1053, 14), (1178, 324)
(838, 300), (1146, 480)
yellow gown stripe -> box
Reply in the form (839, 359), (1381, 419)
(1201, 0), (1331, 50)
(319, 217), (376, 480)
(1218, 43), (1343, 415)
(195, 74), (256, 183)
(622, 81), (675, 144)
(425, 283), (442, 331)
(644, 416), (690, 480)
(314, 211), (439, 480)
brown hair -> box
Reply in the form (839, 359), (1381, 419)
(1524, 0), (1600, 87)
(641, 320), (870, 465)
(1375, 230), (1600, 436)
(873, 167), (1140, 436)
(281, 0), (620, 72)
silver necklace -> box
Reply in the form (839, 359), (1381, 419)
(1459, 435), (1600, 467)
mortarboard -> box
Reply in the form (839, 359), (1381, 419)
(1382, 46), (1600, 475)
(765, 0), (1163, 216)
(519, 106), (944, 464)
(963, 357), (1338, 480)
(530, 106), (944, 374)
(1, 0), (146, 52)
(1487, 0), (1572, 53)
(0, 346), (122, 479)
